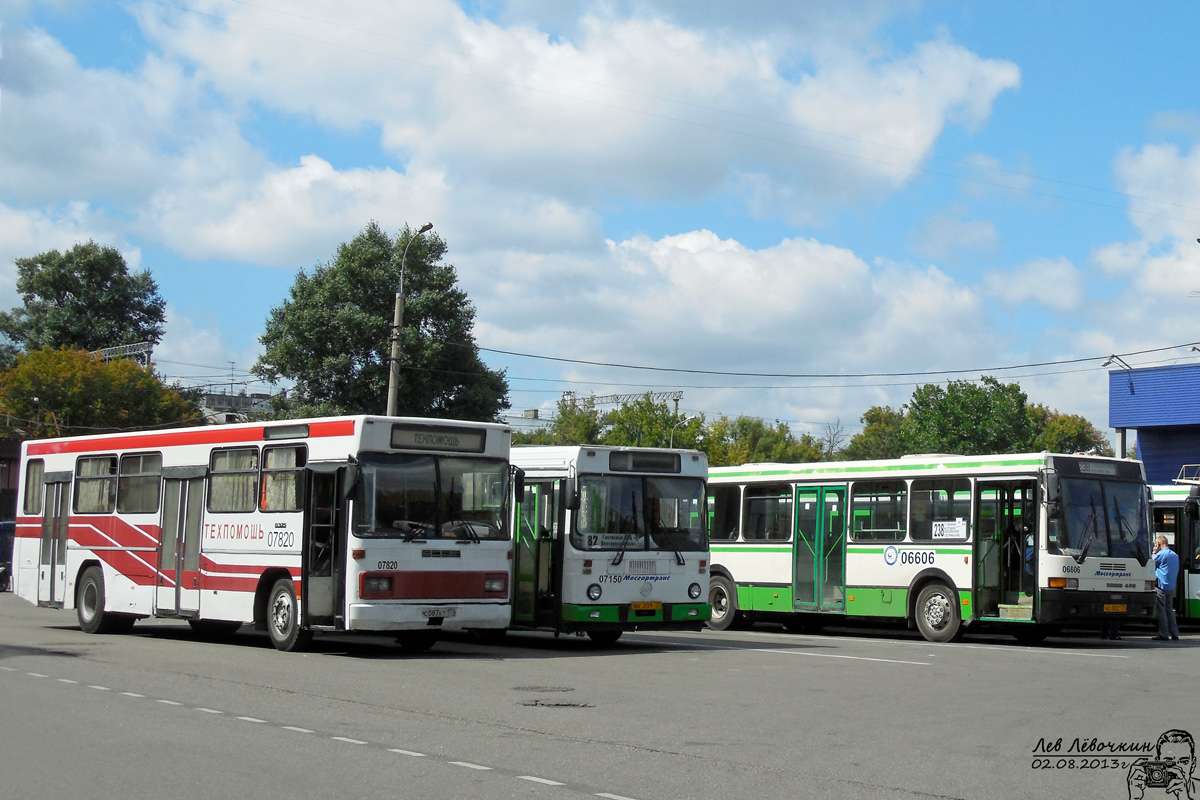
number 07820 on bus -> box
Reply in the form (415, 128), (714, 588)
(10, 415), (516, 652)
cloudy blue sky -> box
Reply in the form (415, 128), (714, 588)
(3, 1), (1200, 445)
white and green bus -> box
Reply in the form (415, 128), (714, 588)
(706, 452), (1157, 643)
(509, 446), (710, 644)
(1149, 475), (1200, 620)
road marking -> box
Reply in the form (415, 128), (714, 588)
(10, 664), (643, 800)
(752, 648), (930, 666)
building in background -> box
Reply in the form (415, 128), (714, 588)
(1108, 362), (1200, 484)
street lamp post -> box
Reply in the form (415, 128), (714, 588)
(386, 222), (433, 417)
(669, 415), (697, 448)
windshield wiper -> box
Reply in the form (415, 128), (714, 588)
(1075, 496), (1101, 564)
(610, 491), (638, 566)
(1112, 495), (1151, 567)
(651, 521), (687, 565)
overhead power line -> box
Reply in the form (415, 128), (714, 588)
(475, 341), (1200, 380)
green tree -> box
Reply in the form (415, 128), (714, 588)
(703, 415), (824, 467)
(605, 395), (701, 448)
(254, 222), (509, 420)
(0, 241), (166, 356)
(839, 406), (907, 460)
(903, 376), (1036, 455)
(0, 347), (200, 438)
(1027, 404), (1112, 455)
(513, 395), (605, 445)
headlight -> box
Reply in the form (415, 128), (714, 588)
(363, 576), (392, 592)
(586, 583), (602, 601)
(688, 582), (702, 599)
(484, 576), (507, 593)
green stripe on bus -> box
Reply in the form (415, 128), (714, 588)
(712, 456), (1045, 479)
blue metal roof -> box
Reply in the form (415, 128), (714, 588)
(1108, 363), (1200, 428)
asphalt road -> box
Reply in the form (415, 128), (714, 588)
(0, 593), (1193, 800)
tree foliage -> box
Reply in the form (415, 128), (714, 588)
(0, 241), (166, 358)
(1028, 404), (1112, 455)
(254, 222), (509, 421)
(515, 396), (605, 445)
(514, 394), (821, 467)
(902, 376), (1036, 455)
(703, 415), (824, 466)
(0, 348), (200, 438)
(839, 406), (907, 461)
(839, 377), (1110, 459)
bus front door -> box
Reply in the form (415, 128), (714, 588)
(974, 479), (1036, 620)
(303, 469), (343, 628)
(37, 475), (71, 608)
(793, 486), (846, 612)
(513, 481), (559, 627)
(157, 476), (204, 617)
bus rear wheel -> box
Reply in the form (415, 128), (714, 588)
(77, 566), (116, 634)
(707, 575), (743, 631)
(914, 583), (962, 643)
(267, 578), (312, 652)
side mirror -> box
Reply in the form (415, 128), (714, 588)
(1044, 472), (1060, 504)
(1186, 498), (1200, 520)
(564, 465), (580, 511)
(342, 465), (359, 500)
(510, 465), (525, 497)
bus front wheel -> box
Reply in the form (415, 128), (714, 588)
(708, 575), (743, 631)
(267, 578), (312, 652)
(586, 630), (622, 646)
(914, 583), (962, 643)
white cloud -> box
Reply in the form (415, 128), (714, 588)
(911, 211), (998, 261)
(132, 1), (1019, 222)
(142, 155), (449, 266)
(983, 257), (1083, 313)
(1113, 142), (1200, 243)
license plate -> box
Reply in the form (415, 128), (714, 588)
(1103, 604), (1126, 613)
(631, 601), (661, 611)
(422, 608), (457, 618)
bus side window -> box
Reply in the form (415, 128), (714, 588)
(850, 480), (907, 542)
(707, 485), (741, 541)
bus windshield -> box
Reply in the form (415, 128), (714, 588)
(352, 453), (509, 541)
(1049, 477), (1150, 565)
(571, 475), (706, 552)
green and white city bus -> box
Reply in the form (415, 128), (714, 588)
(706, 452), (1157, 643)
(1149, 474), (1200, 620)
(509, 446), (710, 645)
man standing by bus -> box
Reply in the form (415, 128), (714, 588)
(1152, 535), (1181, 641)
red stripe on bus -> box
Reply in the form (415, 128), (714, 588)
(25, 419), (357, 456)
(360, 570), (509, 600)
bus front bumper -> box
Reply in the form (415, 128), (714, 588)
(1038, 589), (1156, 624)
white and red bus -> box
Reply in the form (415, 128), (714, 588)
(11, 415), (515, 652)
